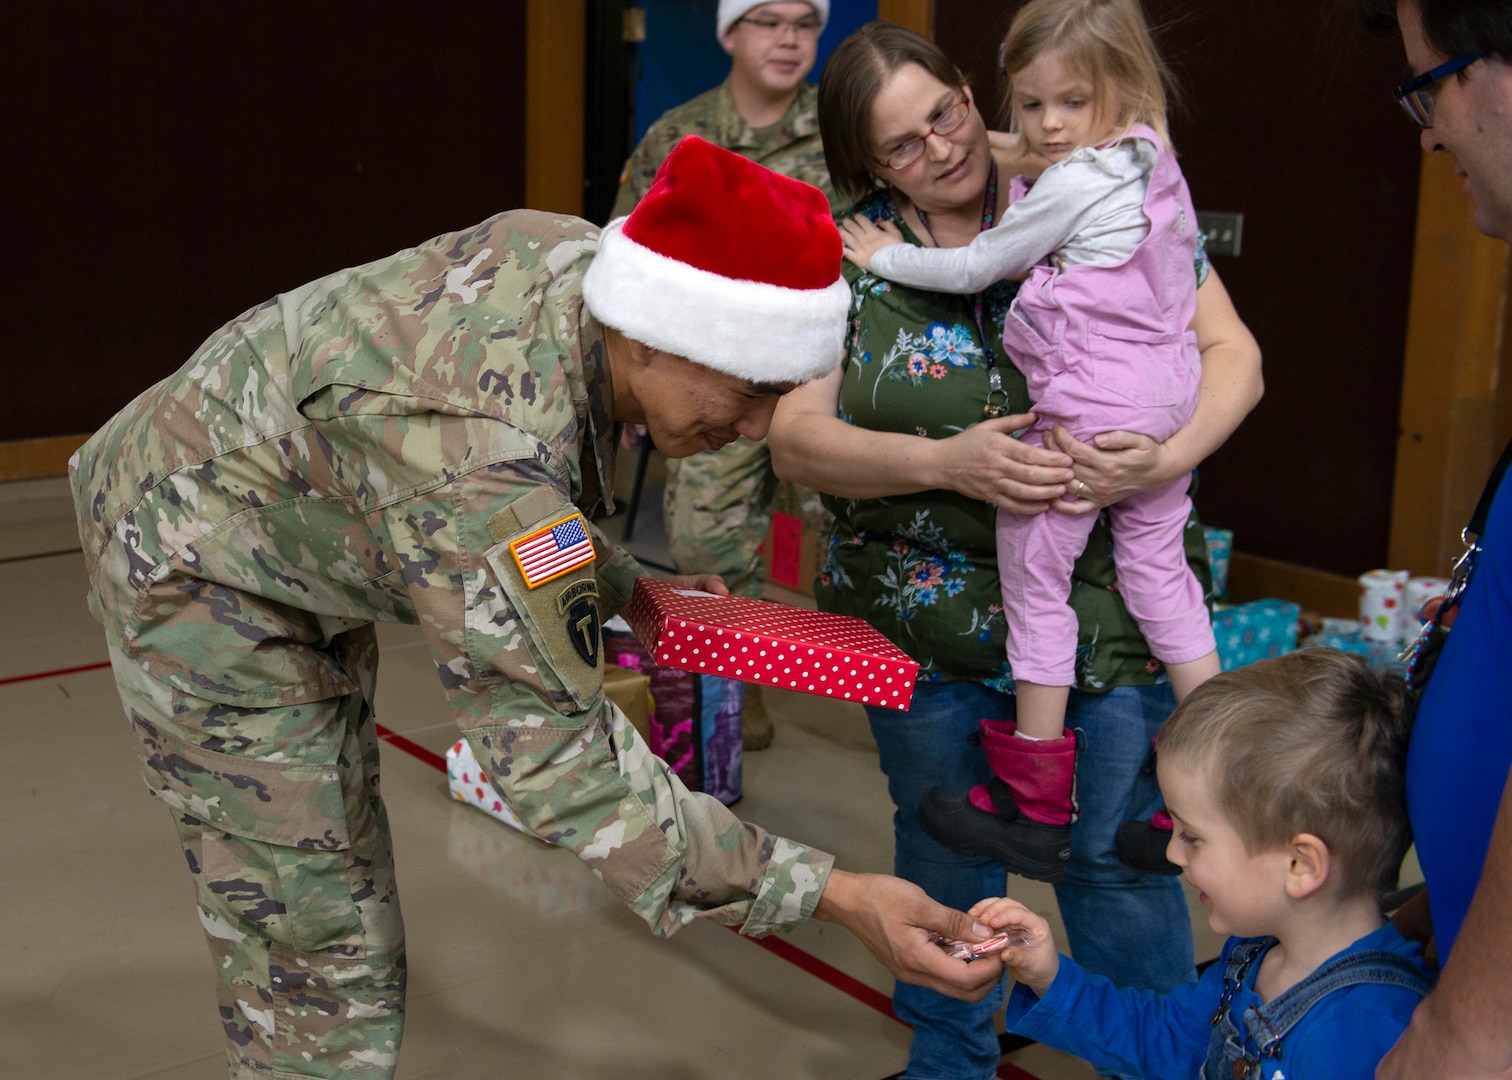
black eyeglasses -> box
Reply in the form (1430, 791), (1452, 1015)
(736, 14), (823, 37)
(1393, 49), (1488, 127)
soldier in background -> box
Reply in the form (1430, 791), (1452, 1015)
(70, 138), (1005, 1080)
(611, 0), (835, 750)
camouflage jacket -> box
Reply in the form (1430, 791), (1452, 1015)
(610, 79), (835, 219)
(71, 210), (832, 937)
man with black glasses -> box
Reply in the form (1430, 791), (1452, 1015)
(1352, 2), (1512, 1076)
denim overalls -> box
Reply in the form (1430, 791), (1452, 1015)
(1204, 936), (1434, 1079)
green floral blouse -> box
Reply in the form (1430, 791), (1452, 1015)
(815, 187), (1214, 692)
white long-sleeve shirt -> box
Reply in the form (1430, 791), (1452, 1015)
(870, 137), (1157, 294)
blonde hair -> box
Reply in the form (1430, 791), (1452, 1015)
(999, 0), (1177, 150)
(1157, 650), (1413, 899)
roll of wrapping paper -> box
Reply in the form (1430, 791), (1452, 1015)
(1404, 576), (1452, 642)
(1358, 569), (1409, 643)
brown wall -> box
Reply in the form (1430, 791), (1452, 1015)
(935, 1), (1423, 577)
(6, 3), (528, 443)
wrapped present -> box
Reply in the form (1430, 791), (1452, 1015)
(447, 661), (663, 831)
(605, 623), (743, 805)
(1212, 598), (1300, 671)
(447, 738), (528, 833)
(1203, 526), (1233, 600)
(603, 661), (653, 742)
(605, 617), (744, 806)
(621, 577), (919, 712)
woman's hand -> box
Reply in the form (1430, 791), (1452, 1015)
(935, 413), (1074, 514)
(967, 896), (1059, 997)
(1042, 425), (1180, 516)
(839, 215), (905, 271)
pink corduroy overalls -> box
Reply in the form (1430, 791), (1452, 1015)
(996, 124), (1215, 687)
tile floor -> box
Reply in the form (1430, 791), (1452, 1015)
(0, 460), (1416, 1080)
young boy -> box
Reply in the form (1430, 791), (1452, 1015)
(973, 649), (1433, 1079)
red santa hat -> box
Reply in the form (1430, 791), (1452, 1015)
(582, 136), (848, 386)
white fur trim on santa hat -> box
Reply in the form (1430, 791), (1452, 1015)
(717, 0), (829, 40)
(583, 217), (848, 385)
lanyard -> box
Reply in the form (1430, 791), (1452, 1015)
(1404, 434), (1512, 689)
(908, 161), (1011, 419)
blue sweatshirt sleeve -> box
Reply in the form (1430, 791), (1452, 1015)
(1005, 953), (1224, 1078)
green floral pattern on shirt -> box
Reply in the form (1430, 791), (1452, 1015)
(815, 188), (1214, 693)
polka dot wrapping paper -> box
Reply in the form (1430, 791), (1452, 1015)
(621, 577), (919, 711)
(446, 738), (528, 833)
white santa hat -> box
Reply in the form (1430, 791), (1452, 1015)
(717, 0), (830, 40)
(582, 135), (848, 386)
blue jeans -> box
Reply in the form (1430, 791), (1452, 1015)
(867, 680), (1195, 1080)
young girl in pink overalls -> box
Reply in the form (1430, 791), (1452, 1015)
(841, 0), (1218, 879)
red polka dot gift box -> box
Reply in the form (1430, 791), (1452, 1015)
(621, 577), (919, 712)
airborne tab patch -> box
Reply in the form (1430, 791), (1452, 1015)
(558, 580), (601, 667)
(509, 512), (596, 588)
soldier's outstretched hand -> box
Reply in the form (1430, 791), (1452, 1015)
(812, 869), (1006, 1000)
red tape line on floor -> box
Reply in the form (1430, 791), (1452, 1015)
(374, 724), (448, 772)
(0, 660), (112, 686)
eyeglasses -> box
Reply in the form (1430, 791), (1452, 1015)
(736, 14), (823, 37)
(1393, 48), (1488, 127)
(876, 96), (972, 171)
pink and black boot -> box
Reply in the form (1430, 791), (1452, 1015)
(1115, 809), (1181, 876)
(916, 719), (1079, 882)
(1113, 738), (1182, 875)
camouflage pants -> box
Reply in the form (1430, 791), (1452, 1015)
(663, 436), (777, 599)
(104, 628), (407, 1079)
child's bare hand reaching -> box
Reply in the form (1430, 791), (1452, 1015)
(840, 215), (905, 271)
(968, 897), (1060, 997)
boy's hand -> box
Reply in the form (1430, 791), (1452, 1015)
(968, 897), (1059, 996)
(839, 215), (904, 271)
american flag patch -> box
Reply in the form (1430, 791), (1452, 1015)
(509, 513), (596, 588)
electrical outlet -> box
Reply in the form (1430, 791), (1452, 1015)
(1196, 211), (1243, 258)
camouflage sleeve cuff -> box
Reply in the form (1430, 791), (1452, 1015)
(737, 836), (836, 936)
(642, 835), (835, 939)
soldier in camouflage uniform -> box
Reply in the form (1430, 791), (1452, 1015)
(71, 137), (1000, 1078)
(612, 0), (835, 749)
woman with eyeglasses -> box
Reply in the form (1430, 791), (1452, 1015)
(767, 21), (1262, 1078)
